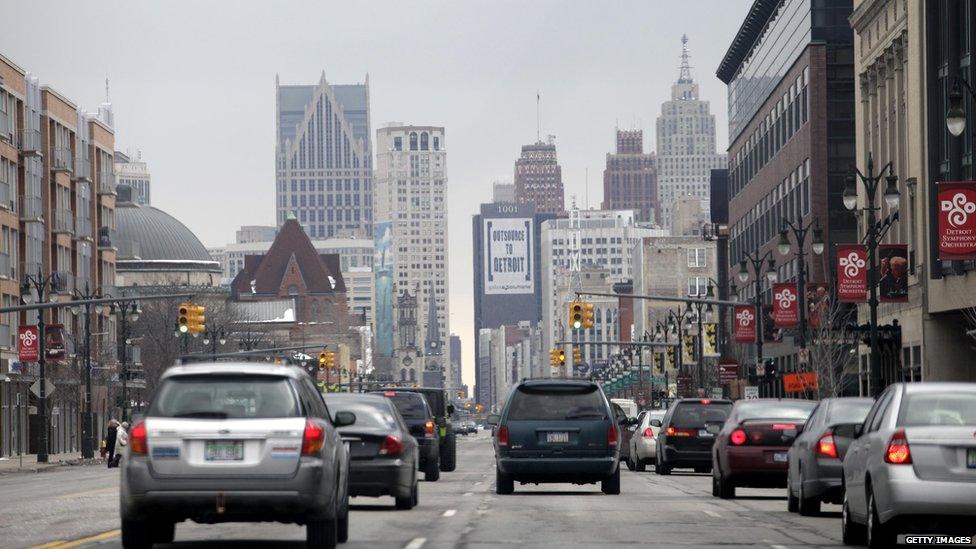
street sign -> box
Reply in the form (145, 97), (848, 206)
(18, 326), (39, 362)
(798, 348), (810, 365)
(711, 387), (723, 399)
(783, 372), (818, 393)
(30, 379), (55, 398)
(744, 386), (759, 399)
(718, 362), (739, 383)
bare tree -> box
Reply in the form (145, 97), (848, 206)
(962, 307), (976, 345)
(805, 298), (858, 399)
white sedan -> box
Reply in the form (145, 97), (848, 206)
(627, 410), (663, 471)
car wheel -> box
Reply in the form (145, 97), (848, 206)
(425, 460), (441, 482)
(412, 481), (419, 507)
(635, 458), (646, 472)
(307, 518), (338, 549)
(841, 490), (865, 546)
(711, 473), (721, 497)
(439, 431), (457, 472)
(717, 471), (735, 499)
(694, 466), (711, 474)
(656, 461), (671, 475)
(496, 465), (514, 495)
(626, 456), (636, 471)
(151, 520), (176, 544)
(866, 490), (893, 549)
(337, 488), (349, 543)
(786, 478), (799, 512)
(395, 491), (413, 510)
(797, 476), (820, 517)
(121, 518), (151, 549)
(601, 465), (621, 495)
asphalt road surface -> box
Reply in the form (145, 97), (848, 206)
(2, 432), (846, 548)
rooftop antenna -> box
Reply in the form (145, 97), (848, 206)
(536, 91), (541, 143)
(105, 77), (110, 102)
(585, 167), (589, 210)
(678, 34), (693, 83)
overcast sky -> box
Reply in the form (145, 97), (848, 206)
(3, 0), (751, 387)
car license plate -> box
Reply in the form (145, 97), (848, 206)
(546, 432), (569, 443)
(968, 448), (976, 469)
(773, 452), (788, 463)
(699, 429), (713, 438)
(205, 440), (243, 461)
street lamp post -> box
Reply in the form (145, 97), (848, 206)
(108, 296), (141, 422)
(70, 285), (104, 459)
(732, 249), (779, 393)
(21, 271), (61, 463)
(683, 283), (714, 394)
(843, 153), (900, 396)
(202, 324), (227, 359)
(776, 220), (825, 352)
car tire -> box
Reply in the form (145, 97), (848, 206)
(635, 458), (646, 472)
(440, 431), (457, 472)
(425, 460), (441, 482)
(121, 518), (151, 549)
(797, 477), (820, 517)
(601, 466), (621, 495)
(866, 490), (893, 549)
(656, 462), (671, 475)
(711, 473), (721, 497)
(626, 456), (636, 471)
(496, 466), (514, 495)
(151, 521), (176, 544)
(787, 481), (799, 513)
(307, 518), (338, 549)
(841, 490), (865, 546)
(695, 466), (711, 474)
(395, 490), (414, 510)
(412, 481), (419, 507)
(717, 471), (735, 499)
(337, 488), (349, 543)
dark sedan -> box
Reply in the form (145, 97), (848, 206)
(655, 398), (733, 474)
(786, 397), (873, 515)
(372, 390), (441, 481)
(324, 393), (419, 510)
(712, 398), (816, 499)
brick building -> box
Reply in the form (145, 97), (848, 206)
(514, 138), (564, 214)
(602, 130), (658, 224)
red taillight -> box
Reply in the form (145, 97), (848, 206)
(129, 420), (147, 455)
(730, 429), (747, 446)
(666, 426), (693, 437)
(642, 427), (655, 439)
(383, 391), (397, 397)
(424, 420), (435, 438)
(497, 425), (509, 447)
(608, 425), (619, 447)
(884, 429), (912, 464)
(701, 399), (711, 405)
(301, 419), (326, 456)
(816, 430), (839, 459)
(772, 423), (798, 430)
(379, 434), (404, 456)
(666, 426), (676, 436)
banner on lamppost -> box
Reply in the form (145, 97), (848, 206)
(937, 181), (976, 260)
(682, 334), (695, 364)
(734, 305), (756, 343)
(763, 305), (783, 343)
(837, 244), (868, 303)
(806, 282), (830, 329)
(45, 323), (66, 362)
(718, 361), (739, 383)
(772, 283), (799, 328)
(878, 244), (909, 303)
(18, 325), (39, 362)
(703, 323), (719, 357)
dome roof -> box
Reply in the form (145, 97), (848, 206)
(115, 201), (213, 262)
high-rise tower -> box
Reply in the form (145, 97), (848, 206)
(513, 137), (564, 214)
(602, 130), (658, 224)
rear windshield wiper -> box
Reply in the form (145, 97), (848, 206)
(171, 411), (229, 419)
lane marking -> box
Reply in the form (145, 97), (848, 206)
(404, 537), (427, 549)
(702, 509), (720, 518)
(463, 492), (473, 496)
(770, 545), (788, 549)
(30, 529), (120, 549)
(442, 509), (457, 517)
(473, 481), (483, 486)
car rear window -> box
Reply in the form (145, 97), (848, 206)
(149, 375), (300, 419)
(827, 400), (874, 425)
(325, 398), (397, 430)
(670, 402), (732, 428)
(506, 385), (608, 421)
(736, 400), (816, 421)
(385, 394), (430, 420)
(898, 392), (976, 426)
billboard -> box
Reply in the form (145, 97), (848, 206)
(483, 218), (533, 295)
(937, 181), (976, 260)
(373, 222), (394, 358)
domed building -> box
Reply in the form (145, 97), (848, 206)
(113, 185), (222, 288)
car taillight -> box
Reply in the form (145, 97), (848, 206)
(129, 420), (147, 455)
(700, 399), (711, 405)
(379, 435), (404, 456)
(608, 425), (619, 447)
(497, 425), (509, 447)
(772, 423), (798, 430)
(666, 426), (694, 437)
(301, 419), (325, 456)
(424, 420), (435, 438)
(730, 429), (747, 446)
(816, 430), (838, 459)
(642, 427), (654, 439)
(384, 391), (396, 397)
(884, 429), (912, 464)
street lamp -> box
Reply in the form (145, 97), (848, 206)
(776, 219), (825, 354)
(202, 323), (227, 359)
(736, 249), (777, 391)
(844, 153), (901, 396)
(21, 271), (61, 463)
(945, 76), (973, 137)
(70, 285), (104, 459)
(107, 295), (141, 422)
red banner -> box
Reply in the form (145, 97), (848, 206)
(783, 372), (819, 393)
(18, 325), (39, 362)
(45, 323), (65, 362)
(879, 244), (909, 302)
(718, 362), (739, 383)
(734, 305), (756, 343)
(806, 283), (830, 329)
(772, 283), (799, 328)
(837, 245), (868, 303)
(938, 181), (976, 260)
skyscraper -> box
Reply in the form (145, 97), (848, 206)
(275, 73), (372, 239)
(602, 129), (658, 224)
(513, 137), (564, 214)
(656, 36), (726, 230)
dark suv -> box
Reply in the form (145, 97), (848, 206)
(380, 387), (456, 472)
(655, 398), (733, 474)
(373, 390), (442, 481)
(489, 379), (622, 495)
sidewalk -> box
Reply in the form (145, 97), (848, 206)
(0, 452), (106, 474)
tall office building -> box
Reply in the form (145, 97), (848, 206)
(275, 73), (371, 238)
(656, 36), (726, 230)
(602, 129), (658, 224)
(114, 150), (150, 205)
(513, 137), (564, 214)
(373, 125), (451, 387)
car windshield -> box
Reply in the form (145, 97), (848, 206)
(735, 401), (816, 421)
(827, 400), (874, 425)
(148, 375), (300, 419)
(385, 394), (430, 420)
(898, 392), (976, 426)
(670, 402), (732, 428)
(507, 385), (607, 421)
(325, 398), (397, 430)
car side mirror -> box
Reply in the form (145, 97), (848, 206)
(447, 404), (455, 415)
(650, 419), (662, 427)
(333, 411), (356, 427)
(627, 417), (639, 425)
(487, 414), (500, 426)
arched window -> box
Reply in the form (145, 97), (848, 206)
(400, 368), (407, 381)
(288, 285), (299, 295)
(595, 308), (603, 325)
(409, 132), (418, 151)
(409, 369), (416, 381)
(420, 132), (429, 150)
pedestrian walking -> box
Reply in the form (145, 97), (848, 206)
(105, 419), (118, 468)
(113, 421), (129, 468)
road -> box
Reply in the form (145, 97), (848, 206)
(1, 432), (846, 549)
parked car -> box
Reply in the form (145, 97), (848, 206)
(786, 397), (874, 515)
(489, 379), (623, 495)
(655, 398), (733, 474)
(841, 383), (976, 548)
(627, 410), (659, 471)
(712, 398), (816, 499)
(372, 390), (441, 482)
(120, 363), (354, 549)
(324, 393), (419, 510)
(381, 387), (456, 472)
(613, 402), (639, 468)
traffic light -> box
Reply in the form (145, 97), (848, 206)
(178, 303), (191, 333)
(557, 348), (566, 366)
(187, 304), (206, 334)
(457, 391), (464, 399)
(318, 351), (328, 368)
(582, 302), (595, 330)
(572, 346), (582, 363)
(549, 348), (560, 366)
(569, 301), (584, 330)
(322, 351), (335, 368)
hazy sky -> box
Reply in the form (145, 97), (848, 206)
(3, 0), (750, 387)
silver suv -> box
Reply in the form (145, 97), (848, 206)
(120, 363), (355, 549)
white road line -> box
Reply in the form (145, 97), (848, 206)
(463, 492), (473, 496)
(442, 509), (457, 517)
(404, 537), (427, 549)
(473, 481), (483, 486)
(770, 545), (788, 549)
(702, 509), (721, 518)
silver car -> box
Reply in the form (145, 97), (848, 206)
(842, 382), (976, 548)
(627, 410), (660, 471)
(120, 363), (355, 549)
